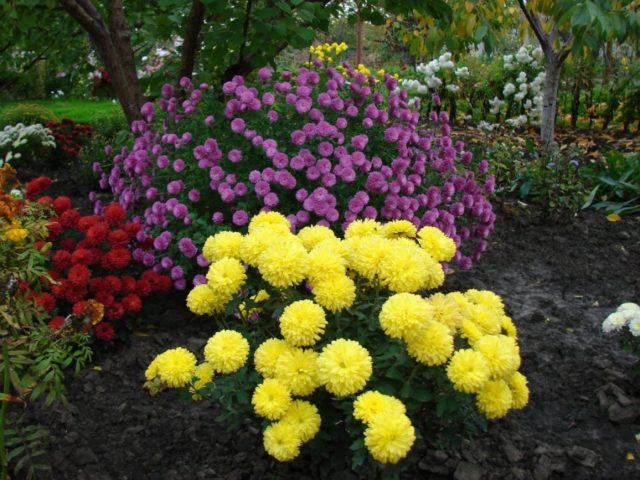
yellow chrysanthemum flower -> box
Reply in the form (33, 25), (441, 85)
(252, 378), (292, 420)
(405, 322), (454, 366)
(311, 275), (356, 312)
(344, 218), (381, 239)
(206, 257), (247, 298)
(353, 391), (407, 424)
(306, 246), (346, 283)
(460, 317), (483, 345)
(202, 231), (243, 262)
(190, 362), (215, 400)
(501, 315), (518, 338)
(248, 211), (291, 234)
(258, 239), (308, 288)
(314, 237), (348, 260)
(186, 284), (229, 315)
(346, 236), (391, 280)
(274, 348), (319, 396)
(465, 289), (505, 316)
(254, 338), (292, 378)
(279, 300), (326, 347)
(508, 371), (529, 409)
(476, 379), (513, 419)
(263, 421), (302, 462)
(204, 330), (250, 374)
(473, 335), (521, 379)
(146, 347), (197, 388)
(378, 243), (440, 293)
(425, 293), (465, 332)
(240, 227), (279, 266)
(280, 400), (321, 443)
(316, 339), (372, 396)
(297, 225), (336, 251)
(379, 293), (432, 340)
(467, 304), (502, 336)
(364, 414), (416, 464)
(378, 220), (417, 239)
(447, 349), (490, 393)
(417, 226), (457, 262)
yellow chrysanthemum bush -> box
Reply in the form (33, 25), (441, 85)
(144, 211), (528, 471)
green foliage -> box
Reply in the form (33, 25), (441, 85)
(0, 104), (58, 129)
(3, 418), (50, 480)
(488, 138), (589, 219)
(582, 150), (640, 216)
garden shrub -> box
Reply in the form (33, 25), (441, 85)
(0, 103), (58, 128)
(0, 164), (93, 479)
(24, 177), (173, 341)
(0, 123), (56, 166)
(44, 119), (92, 166)
(144, 211), (528, 470)
(95, 63), (496, 290)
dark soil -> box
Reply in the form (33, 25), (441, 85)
(24, 205), (640, 480)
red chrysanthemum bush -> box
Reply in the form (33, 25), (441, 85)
(25, 177), (172, 341)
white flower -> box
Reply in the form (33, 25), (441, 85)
(514, 92), (526, 102)
(519, 83), (528, 94)
(455, 67), (470, 77)
(503, 83), (516, 96)
(618, 303), (640, 314)
(602, 312), (629, 333)
(446, 84), (460, 93)
(629, 318), (640, 337)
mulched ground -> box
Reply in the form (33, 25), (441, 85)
(18, 202), (638, 480)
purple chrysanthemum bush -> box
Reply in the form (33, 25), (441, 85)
(94, 63), (496, 289)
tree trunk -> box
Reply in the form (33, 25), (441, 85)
(58, 0), (144, 125)
(355, 8), (363, 66)
(541, 56), (561, 152)
(179, 0), (206, 80)
(449, 95), (457, 125)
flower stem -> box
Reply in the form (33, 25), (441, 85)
(1, 340), (10, 480)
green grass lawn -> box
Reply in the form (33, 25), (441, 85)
(0, 98), (124, 125)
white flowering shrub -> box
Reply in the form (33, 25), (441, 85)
(602, 302), (640, 375)
(483, 45), (546, 130)
(0, 123), (56, 165)
(400, 51), (470, 101)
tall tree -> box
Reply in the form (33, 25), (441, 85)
(517, 0), (639, 151)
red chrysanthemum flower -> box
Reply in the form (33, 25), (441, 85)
(65, 285), (87, 304)
(85, 222), (109, 246)
(77, 215), (100, 233)
(101, 247), (131, 270)
(103, 203), (126, 226)
(121, 293), (142, 314)
(121, 276), (137, 294)
(94, 322), (115, 341)
(37, 196), (53, 206)
(68, 264), (91, 287)
(102, 275), (122, 293)
(59, 209), (81, 229)
(46, 220), (62, 239)
(89, 277), (104, 293)
(52, 196), (72, 215)
(51, 282), (66, 299)
(52, 250), (72, 270)
(94, 291), (115, 307)
(71, 248), (95, 266)
(155, 275), (173, 293)
(26, 176), (53, 200)
(121, 222), (141, 238)
(35, 292), (56, 313)
(58, 237), (77, 252)
(48, 315), (65, 331)
(34, 241), (48, 253)
(105, 302), (124, 321)
(107, 229), (129, 247)
(136, 279), (152, 298)
(72, 301), (87, 315)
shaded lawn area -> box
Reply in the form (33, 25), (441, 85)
(0, 98), (124, 125)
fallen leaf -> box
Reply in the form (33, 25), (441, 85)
(607, 213), (622, 222)
(626, 452), (635, 461)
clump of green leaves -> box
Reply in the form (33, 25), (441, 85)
(582, 150), (640, 216)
